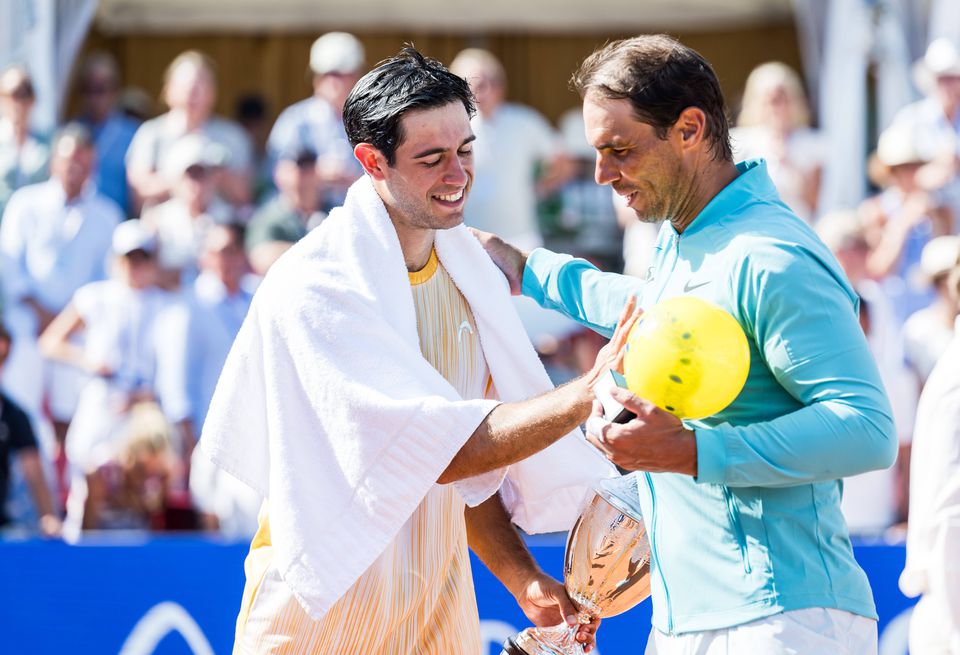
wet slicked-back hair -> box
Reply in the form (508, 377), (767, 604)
(343, 47), (476, 166)
(571, 34), (732, 162)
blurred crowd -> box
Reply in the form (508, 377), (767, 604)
(0, 31), (959, 544)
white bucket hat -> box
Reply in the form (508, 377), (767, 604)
(913, 38), (960, 95)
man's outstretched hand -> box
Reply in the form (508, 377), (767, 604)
(470, 228), (528, 295)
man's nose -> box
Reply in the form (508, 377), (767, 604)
(444, 155), (469, 185)
(595, 153), (619, 186)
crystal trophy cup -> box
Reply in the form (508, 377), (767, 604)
(501, 475), (652, 655)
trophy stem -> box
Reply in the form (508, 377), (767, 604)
(502, 621), (587, 655)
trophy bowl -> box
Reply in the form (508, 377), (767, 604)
(501, 475), (651, 655)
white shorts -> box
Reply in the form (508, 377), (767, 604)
(644, 608), (877, 655)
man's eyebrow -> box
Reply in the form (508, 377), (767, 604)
(595, 140), (624, 151)
(412, 135), (476, 159)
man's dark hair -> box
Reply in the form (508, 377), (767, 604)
(571, 35), (732, 162)
(343, 47), (475, 166)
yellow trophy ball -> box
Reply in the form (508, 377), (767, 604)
(623, 296), (750, 420)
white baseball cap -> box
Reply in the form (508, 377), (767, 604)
(161, 134), (229, 181)
(112, 220), (157, 257)
(309, 32), (365, 76)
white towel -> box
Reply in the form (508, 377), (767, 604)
(201, 175), (614, 619)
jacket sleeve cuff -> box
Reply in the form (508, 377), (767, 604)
(695, 426), (728, 485)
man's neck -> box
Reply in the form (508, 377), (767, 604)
(670, 159), (739, 234)
(389, 215), (435, 272)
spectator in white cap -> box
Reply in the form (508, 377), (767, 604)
(267, 31), (365, 210)
(126, 50), (253, 210)
(39, 219), (191, 536)
(141, 134), (234, 289)
(904, 235), (960, 385)
(889, 38), (960, 216)
(860, 119), (956, 324)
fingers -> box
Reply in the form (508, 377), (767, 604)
(610, 295), (642, 345)
(585, 428), (614, 459)
(585, 405), (609, 443)
(590, 398), (604, 418)
(576, 616), (601, 651)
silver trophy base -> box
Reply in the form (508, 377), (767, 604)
(501, 623), (586, 655)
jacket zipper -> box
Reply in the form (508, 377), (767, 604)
(722, 486), (752, 574)
(645, 472), (674, 633)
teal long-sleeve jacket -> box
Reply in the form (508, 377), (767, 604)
(522, 159), (897, 634)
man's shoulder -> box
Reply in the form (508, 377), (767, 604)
(0, 393), (36, 445)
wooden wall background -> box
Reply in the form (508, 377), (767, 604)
(70, 23), (803, 127)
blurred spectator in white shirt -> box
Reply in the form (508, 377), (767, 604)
(0, 65), (48, 220)
(39, 221), (190, 537)
(267, 32), (365, 211)
(126, 51), (252, 210)
(904, 235), (960, 385)
(141, 134), (234, 289)
(73, 52), (139, 216)
(901, 260), (960, 654)
(450, 48), (573, 251)
(861, 120), (956, 326)
(246, 145), (325, 276)
(731, 62), (823, 223)
(0, 124), (122, 446)
(818, 210), (916, 534)
(181, 224), (260, 537)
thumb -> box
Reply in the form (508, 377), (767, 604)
(610, 386), (650, 413)
(549, 587), (578, 626)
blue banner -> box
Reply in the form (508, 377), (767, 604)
(0, 536), (916, 654)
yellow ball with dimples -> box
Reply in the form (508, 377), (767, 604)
(623, 296), (750, 420)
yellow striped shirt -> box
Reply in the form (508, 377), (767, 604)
(234, 249), (491, 654)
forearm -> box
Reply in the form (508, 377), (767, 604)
(438, 377), (593, 484)
(696, 400), (897, 487)
(38, 338), (87, 370)
(465, 493), (541, 596)
(523, 248), (642, 337)
(20, 451), (55, 518)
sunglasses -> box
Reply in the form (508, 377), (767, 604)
(81, 83), (114, 96)
(4, 84), (34, 101)
(124, 249), (155, 263)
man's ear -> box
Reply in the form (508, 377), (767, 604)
(354, 143), (387, 180)
(674, 107), (707, 150)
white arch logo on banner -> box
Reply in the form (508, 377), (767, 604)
(119, 602), (215, 655)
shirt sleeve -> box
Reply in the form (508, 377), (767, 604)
(125, 121), (159, 172)
(522, 247), (646, 338)
(5, 401), (38, 452)
(695, 241), (898, 487)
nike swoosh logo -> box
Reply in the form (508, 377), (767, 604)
(683, 280), (710, 292)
